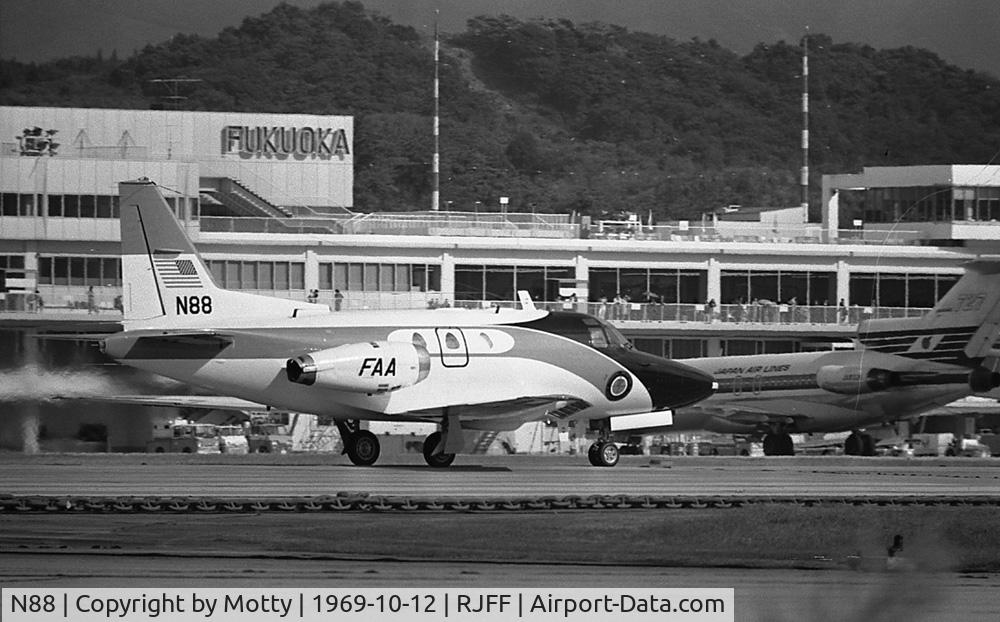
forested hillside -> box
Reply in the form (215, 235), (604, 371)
(3, 1), (999, 219)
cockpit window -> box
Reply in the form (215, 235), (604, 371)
(514, 311), (633, 351)
(601, 321), (633, 349)
(588, 326), (609, 348)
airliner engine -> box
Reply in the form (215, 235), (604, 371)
(286, 341), (431, 393)
(816, 364), (1000, 395)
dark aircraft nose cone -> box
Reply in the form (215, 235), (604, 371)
(614, 350), (716, 410)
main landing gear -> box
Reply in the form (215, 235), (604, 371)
(844, 430), (876, 456)
(762, 432), (795, 456)
(335, 420), (381, 466)
(422, 431), (456, 468)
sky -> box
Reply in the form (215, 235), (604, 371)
(2, 0), (999, 78)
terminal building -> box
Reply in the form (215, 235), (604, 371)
(2, 105), (999, 451)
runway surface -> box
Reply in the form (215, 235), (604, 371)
(3, 455), (1000, 621)
(2, 454), (999, 499)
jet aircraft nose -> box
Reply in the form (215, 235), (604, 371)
(615, 350), (716, 410)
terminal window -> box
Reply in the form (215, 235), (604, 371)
(36, 256), (120, 287)
(320, 263), (441, 293)
(454, 265), (573, 302)
(848, 272), (959, 308)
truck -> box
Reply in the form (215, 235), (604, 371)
(146, 421), (221, 454)
(247, 421), (293, 453)
(216, 424), (249, 454)
(905, 433), (991, 458)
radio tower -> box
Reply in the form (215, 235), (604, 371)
(431, 10), (441, 211)
(800, 31), (809, 210)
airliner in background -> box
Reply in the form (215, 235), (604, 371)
(97, 179), (715, 467)
(672, 260), (1000, 455)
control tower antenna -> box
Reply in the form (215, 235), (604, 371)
(800, 30), (809, 210)
(148, 77), (202, 110)
(431, 10), (441, 211)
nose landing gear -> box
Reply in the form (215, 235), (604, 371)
(587, 440), (620, 467)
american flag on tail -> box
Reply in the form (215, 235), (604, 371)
(153, 257), (202, 288)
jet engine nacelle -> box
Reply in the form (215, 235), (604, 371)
(817, 364), (1000, 395)
(286, 341), (430, 393)
(968, 367), (1000, 392)
(816, 365), (895, 395)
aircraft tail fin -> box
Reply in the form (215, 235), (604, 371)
(517, 290), (536, 311)
(118, 179), (325, 328)
(857, 260), (1000, 365)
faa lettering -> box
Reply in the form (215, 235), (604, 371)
(457, 594), (512, 613)
(359, 357), (396, 376)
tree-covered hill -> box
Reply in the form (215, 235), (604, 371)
(2, 1), (999, 220)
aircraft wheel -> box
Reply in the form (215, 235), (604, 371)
(860, 434), (876, 457)
(423, 431), (456, 468)
(346, 430), (380, 466)
(844, 433), (862, 456)
(588, 442), (602, 466)
(763, 435), (778, 455)
(779, 433), (795, 456)
(593, 441), (619, 467)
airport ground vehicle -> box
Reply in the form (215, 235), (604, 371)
(247, 421), (293, 453)
(146, 422), (221, 454)
(979, 431), (1000, 456)
(880, 433), (991, 457)
(216, 425), (249, 454)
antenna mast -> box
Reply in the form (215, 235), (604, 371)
(800, 31), (809, 210)
(431, 10), (441, 211)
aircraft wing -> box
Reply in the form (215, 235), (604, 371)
(686, 398), (856, 427)
(59, 394), (268, 411)
(59, 392), (590, 431)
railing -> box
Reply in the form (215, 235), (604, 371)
(450, 301), (932, 325)
(585, 222), (926, 246)
(193, 214), (930, 244)
(1, 286), (932, 327)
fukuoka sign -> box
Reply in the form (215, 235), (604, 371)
(222, 125), (350, 158)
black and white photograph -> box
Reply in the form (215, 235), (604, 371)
(2, 1), (1000, 620)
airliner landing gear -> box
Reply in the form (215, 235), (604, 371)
(844, 431), (876, 456)
(335, 420), (381, 466)
(587, 441), (620, 467)
(762, 433), (794, 456)
(423, 431), (456, 468)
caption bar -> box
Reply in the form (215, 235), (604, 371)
(2, 588), (733, 621)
